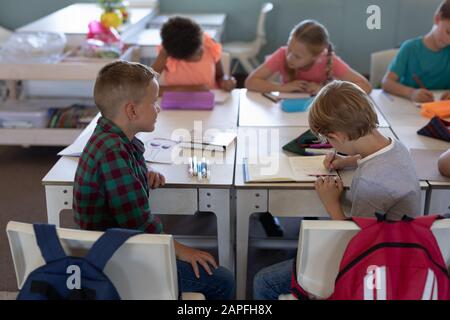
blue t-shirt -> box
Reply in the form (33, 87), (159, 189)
(389, 37), (450, 90)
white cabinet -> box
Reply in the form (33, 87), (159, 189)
(0, 46), (140, 146)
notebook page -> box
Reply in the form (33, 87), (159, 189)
(288, 156), (337, 182)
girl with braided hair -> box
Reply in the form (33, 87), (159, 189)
(245, 19), (371, 95)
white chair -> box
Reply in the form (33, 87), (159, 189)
(287, 218), (450, 299)
(223, 2), (273, 74)
(6, 221), (204, 300)
(370, 48), (399, 89)
(0, 26), (11, 47)
(221, 51), (231, 78)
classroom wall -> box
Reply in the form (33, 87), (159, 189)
(0, 0), (443, 74)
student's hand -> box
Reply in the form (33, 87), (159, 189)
(280, 80), (308, 93)
(441, 91), (450, 101)
(323, 153), (361, 171)
(147, 170), (166, 189)
(410, 89), (434, 103)
(305, 82), (322, 95)
(314, 176), (344, 218)
(219, 76), (237, 91)
(174, 241), (218, 278)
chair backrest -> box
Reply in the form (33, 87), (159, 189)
(370, 48), (399, 88)
(256, 3), (274, 41)
(296, 218), (450, 299)
(0, 26), (12, 46)
(221, 51), (231, 78)
(6, 221), (179, 300)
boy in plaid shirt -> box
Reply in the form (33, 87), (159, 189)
(73, 61), (234, 299)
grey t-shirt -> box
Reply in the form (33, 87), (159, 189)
(350, 139), (421, 220)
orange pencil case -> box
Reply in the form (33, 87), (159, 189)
(420, 100), (450, 118)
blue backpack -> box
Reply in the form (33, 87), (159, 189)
(17, 224), (142, 300)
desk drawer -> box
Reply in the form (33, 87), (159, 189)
(149, 188), (197, 215)
(429, 189), (450, 214)
(269, 190), (330, 217)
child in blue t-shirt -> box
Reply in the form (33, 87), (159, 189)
(382, 0), (450, 102)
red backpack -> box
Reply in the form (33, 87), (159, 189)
(291, 214), (450, 300)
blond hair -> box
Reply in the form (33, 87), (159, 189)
(94, 61), (158, 118)
(308, 81), (379, 140)
(287, 20), (334, 83)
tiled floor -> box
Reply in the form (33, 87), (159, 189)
(0, 292), (18, 300)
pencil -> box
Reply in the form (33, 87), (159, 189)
(329, 149), (337, 172)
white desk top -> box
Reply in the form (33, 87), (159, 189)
(239, 90), (390, 128)
(234, 126), (419, 189)
(124, 27), (219, 47)
(371, 89), (450, 151)
(235, 127), (316, 188)
(42, 89), (240, 187)
(18, 4), (156, 44)
(148, 13), (226, 28)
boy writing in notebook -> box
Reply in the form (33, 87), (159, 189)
(382, 0), (450, 102)
(253, 80), (421, 300)
(309, 80), (422, 220)
(73, 61), (234, 300)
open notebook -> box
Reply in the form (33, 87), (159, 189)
(179, 129), (236, 152)
(243, 155), (337, 183)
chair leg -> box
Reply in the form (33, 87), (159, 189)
(238, 57), (256, 74)
(249, 57), (261, 68)
(231, 60), (239, 75)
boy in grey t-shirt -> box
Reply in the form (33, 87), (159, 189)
(308, 80), (422, 220)
(252, 80), (422, 301)
(350, 138), (421, 220)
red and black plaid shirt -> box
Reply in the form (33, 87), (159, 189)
(73, 116), (163, 234)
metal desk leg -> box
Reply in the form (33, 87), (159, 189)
(236, 189), (267, 300)
(44, 185), (73, 227)
(199, 188), (233, 271)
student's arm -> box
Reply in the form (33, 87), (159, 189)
(339, 68), (372, 94)
(215, 60), (237, 92)
(441, 91), (450, 100)
(438, 149), (450, 177)
(323, 153), (361, 171)
(245, 64), (307, 93)
(314, 176), (346, 220)
(382, 71), (434, 102)
(151, 49), (168, 74)
(173, 240), (218, 278)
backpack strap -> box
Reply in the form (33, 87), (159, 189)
(33, 224), (67, 263)
(85, 228), (142, 271)
(413, 215), (442, 229)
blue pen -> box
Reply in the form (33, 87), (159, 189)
(206, 159), (211, 180)
(193, 156), (198, 176)
(201, 157), (207, 178)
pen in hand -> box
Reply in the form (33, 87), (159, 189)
(328, 150), (337, 172)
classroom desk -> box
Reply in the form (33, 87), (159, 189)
(371, 89), (450, 215)
(238, 90), (390, 128)
(42, 89), (240, 271)
(18, 3), (156, 46)
(370, 89), (449, 150)
(233, 126), (428, 299)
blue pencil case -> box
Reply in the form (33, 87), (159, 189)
(280, 98), (314, 113)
